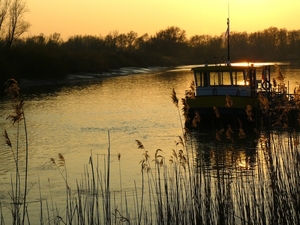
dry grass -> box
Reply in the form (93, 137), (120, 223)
(225, 95), (233, 107)
(5, 78), (20, 100)
(1, 80), (300, 224)
(2, 79), (29, 225)
(6, 100), (24, 125)
(171, 88), (179, 108)
(245, 105), (253, 121)
(213, 106), (220, 118)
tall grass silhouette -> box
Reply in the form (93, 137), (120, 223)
(3, 79), (29, 225)
(1, 78), (300, 224)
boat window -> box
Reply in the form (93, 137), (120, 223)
(233, 71), (246, 85)
(210, 72), (231, 86)
(195, 72), (209, 87)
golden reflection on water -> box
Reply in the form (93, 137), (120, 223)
(194, 134), (258, 172)
(0, 64), (299, 223)
(0, 70), (192, 218)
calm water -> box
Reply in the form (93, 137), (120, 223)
(0, 66), (193, 221)
(1, 63), (300, 222)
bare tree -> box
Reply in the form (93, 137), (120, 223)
(0, 0), (10, 32)
(6, 0), (30, 47)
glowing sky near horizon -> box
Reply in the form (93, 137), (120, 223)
(25, 0), (300, 40)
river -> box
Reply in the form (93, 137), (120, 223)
(0, 62), (300, 223)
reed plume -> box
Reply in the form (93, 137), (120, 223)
(215, 129), (224, 141)
(225, 125), (234, 142)
(192, 111), (201, 128)
(153, 149), (164, 167)
(3, 129), (12, 148)
(171, 149), (178, 160)
(225, 95), (233, 107)
(258, 92), (270, 115)
(4, 78), (20, 100)
(178, 150), (187, 168)
(190, 81), (195, 94)
(136, 140), (150, 172)
(113, 209), (130, 224)
(275, 64), (285, 83)
(181, 98), (190, 119)
(185, 81), (195, 99)
(154, 148), (163, 159)
(238, 118), (246, 139)
(171, 88), (179, 108)
(50, 153), (68, 187)
(213, 107), (220, 118)
(142, 151), (150, 164)
(245, 105), (253, 121)
(6, 100), (24, 125)
(170, 148), (187, 169)
(58, 153), (66, 167)
(135, 139), (144, 150)
(293, 85), (300, 109)
(274, 64), (287, 93)
(3, 129), (18, 165)
(175, 135), (185, 148)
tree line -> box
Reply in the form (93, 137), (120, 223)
(0, 0), (300, 84)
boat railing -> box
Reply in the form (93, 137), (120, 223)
(257, 86), (296, 104)
(195, 86), (252, 97)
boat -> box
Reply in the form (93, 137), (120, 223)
(184, 18), (296, 132)
(185, 63), (272, 130)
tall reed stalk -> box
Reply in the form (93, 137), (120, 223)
(2, 78), (300, 224)
(4, 79), (29, 225)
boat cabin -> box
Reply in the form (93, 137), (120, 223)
(192, 65), (261, 97)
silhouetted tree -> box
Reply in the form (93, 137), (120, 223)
(0, 0), (9, 31)
(230, 32), (249, 60)
(189, 34), (213, 63)
(6, 0), (30, 47)
(150, 26), (187, 57)
(1, 25), (300, 83)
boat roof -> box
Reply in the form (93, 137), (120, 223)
(191, 64), (265, 72)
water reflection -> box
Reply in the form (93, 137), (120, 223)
(193, 132), (258, 174)
(0, 64), (300, 224)
(0, 70), (191, 207)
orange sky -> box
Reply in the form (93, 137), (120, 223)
(25, 0), (300, 40)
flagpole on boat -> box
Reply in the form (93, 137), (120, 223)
(227, 3), (230, 65)
(227, 17), (230, 65)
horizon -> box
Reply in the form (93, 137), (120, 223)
(23, 0), (300, 40)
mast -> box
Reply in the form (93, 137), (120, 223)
(227, 17), (230, 65)
(226, 3), (230, 65)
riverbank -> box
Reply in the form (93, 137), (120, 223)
(16, 66), (169, 90)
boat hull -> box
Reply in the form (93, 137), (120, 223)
(185, 95), (260, 132)
(186, 95), (259, 111)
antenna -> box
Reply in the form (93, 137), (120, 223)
(228, 2), (230, 19)
(227, 3), (230, 65)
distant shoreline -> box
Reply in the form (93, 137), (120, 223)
(16, 66), (169, 90)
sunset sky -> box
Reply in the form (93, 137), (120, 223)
(25, 0), (300, 40)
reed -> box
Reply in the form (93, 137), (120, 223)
(3, 79), (30, 225)
(2, 129), (300, 225)
(1, 79), (300, 224)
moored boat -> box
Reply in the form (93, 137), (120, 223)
(185, 63), (272, 131)
(184, 18), (298, 133)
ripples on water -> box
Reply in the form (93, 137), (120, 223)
(0, 64), (300, 223)
(0, 68), (192, 211)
